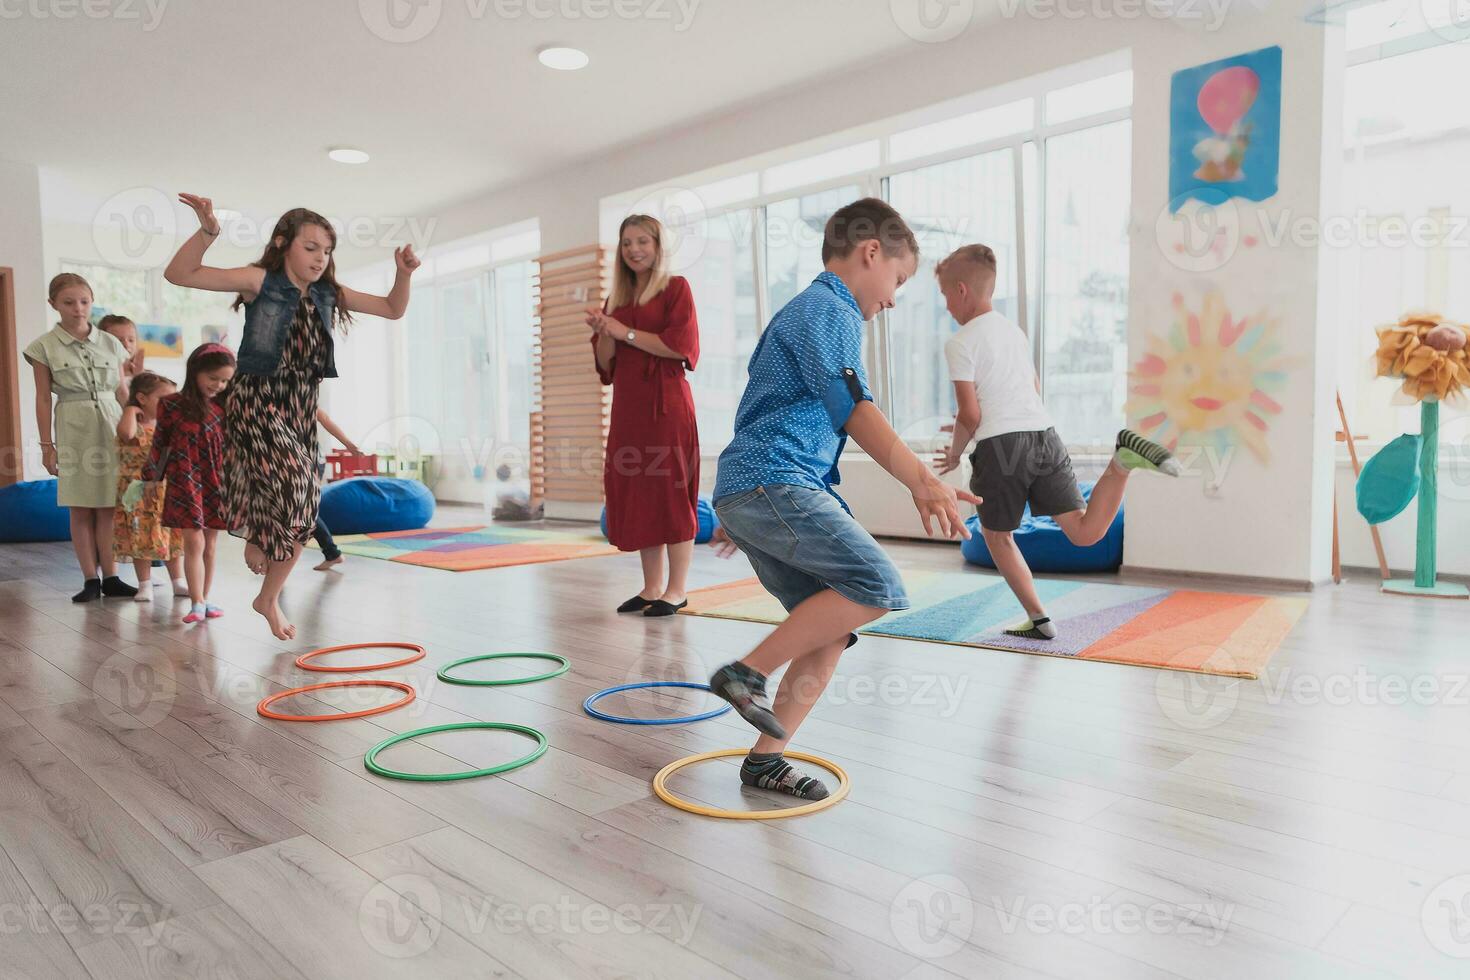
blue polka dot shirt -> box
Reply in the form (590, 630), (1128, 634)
(714, 271), (874, 502)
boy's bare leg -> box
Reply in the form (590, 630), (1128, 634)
(753, 638), (847, 755)
(743, 589), (883, 677)
(1052, 457), (1129, 547)
(710, 589), (884, 740)
(984, 527), (1057, 640)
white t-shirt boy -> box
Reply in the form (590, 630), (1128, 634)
(943, 310), (1053, 442)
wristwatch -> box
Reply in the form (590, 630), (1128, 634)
(625, 329), (636, 343)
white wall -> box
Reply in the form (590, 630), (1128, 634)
(1123, 10), (1342, 586)
(3, 158), (51, 483)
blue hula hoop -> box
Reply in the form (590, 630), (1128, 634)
(583, 681), (732, 725)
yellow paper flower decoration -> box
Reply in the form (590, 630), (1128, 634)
(1373, 312), (1470, 403)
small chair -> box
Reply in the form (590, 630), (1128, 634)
(325, 449), (379, 483)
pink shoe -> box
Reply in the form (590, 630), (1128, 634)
(182, 603), (206, 624)
(205, 604), (224, 619)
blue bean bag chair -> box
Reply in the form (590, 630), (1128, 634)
(960, 481), (1123, 573)
(318, 477), (435, 536)
(0, 479), (71, 542)
(601, 496), (719, 544)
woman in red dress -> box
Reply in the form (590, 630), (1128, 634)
(588, 214), (701, 617)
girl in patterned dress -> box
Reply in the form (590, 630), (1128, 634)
(133, 344), (236, 624)
(114, 371), (185, 602)
(163, 193), (419, 640)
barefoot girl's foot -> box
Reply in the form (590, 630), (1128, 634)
(313, 555), (344, 572)
(251, 595), (296, 640)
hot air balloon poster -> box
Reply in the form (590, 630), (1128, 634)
(1168, 46), (1281, 212)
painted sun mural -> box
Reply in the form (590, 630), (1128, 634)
(1125, 290), (1290, 464)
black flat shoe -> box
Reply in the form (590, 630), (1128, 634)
(100, 576), (138, 598)
(617, 595), (657, 614)
(643, 599), (688, 617)
(72, 578), (102, 603)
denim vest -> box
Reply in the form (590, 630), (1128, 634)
(236, 267), (339, 377)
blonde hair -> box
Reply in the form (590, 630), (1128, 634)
(607, 214), (670, 311)
(98, 314), (135, 334)
(935, 244), (997, 294)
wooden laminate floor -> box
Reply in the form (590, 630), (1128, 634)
(2, 506), (1469, 980)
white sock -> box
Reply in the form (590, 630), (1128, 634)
(173, 579), (190, 596)
(133, 589), (153, 603)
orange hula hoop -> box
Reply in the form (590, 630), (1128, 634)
(256, 680), (416, 722)
(295, 642), (427, 673)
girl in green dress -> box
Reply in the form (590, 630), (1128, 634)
(25, 273), (138, 602)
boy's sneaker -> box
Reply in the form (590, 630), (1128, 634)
(1115, 429), (1182, 477)
(707, 662), (786, 739)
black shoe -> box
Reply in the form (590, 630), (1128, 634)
(845, 632), (858, 649)
(72, 579), (102, 603)
(643, 599), (688, 618)
(708, 662), (786, 739)
(617, 595), (657, 614)
(100, 576), (138, 598)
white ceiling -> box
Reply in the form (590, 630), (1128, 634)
(1, 1), (1008, 227)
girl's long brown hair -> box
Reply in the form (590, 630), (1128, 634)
(232, 208), (353, 328)
(177, 346), (236, 421)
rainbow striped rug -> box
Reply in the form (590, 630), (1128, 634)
(680, 570), (1305, 678)
(314, 525), (620, 572)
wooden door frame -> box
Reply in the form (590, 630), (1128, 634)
(0, 268), (22, 488)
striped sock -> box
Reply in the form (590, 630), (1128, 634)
(1115, 429), (1182, 477)
(741, 752), (830, 800)
(1005, 616), (1057, 640)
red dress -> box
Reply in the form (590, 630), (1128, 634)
(144, 393), (228, 531)
(593, 275), (701, 551)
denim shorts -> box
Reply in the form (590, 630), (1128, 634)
(714, 485), (909, 613)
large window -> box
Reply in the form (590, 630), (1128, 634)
(58, 260), (242, 386)
(680, 209), (760, 448)
(1040, 120), (1131, 448)
(602, 61), (1132, 454)
(1338, 4), (1470, 447)
(765, 185), (861, 314)
(887, 149), (1019, 440)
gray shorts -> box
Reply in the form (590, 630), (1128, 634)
(968, 428), (1085, 532)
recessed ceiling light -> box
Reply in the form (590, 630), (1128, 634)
(538, 46), (588, 71)
(328, 146), (370, 164)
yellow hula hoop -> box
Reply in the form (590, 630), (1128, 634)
(652, 748), (850, 820)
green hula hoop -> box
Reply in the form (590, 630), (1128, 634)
(436, 652), (571, 686)
(364, 721), (548, 781)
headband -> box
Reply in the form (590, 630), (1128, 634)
(192, 342), (234, 359)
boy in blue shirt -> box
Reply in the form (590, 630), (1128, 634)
(707, 198), (979, 801)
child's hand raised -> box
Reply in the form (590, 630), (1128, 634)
(910, 476), (981, 540)
(933, 447), (960, 475)
(394, 245), (421, 275)
(178, 193), (221, 236)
